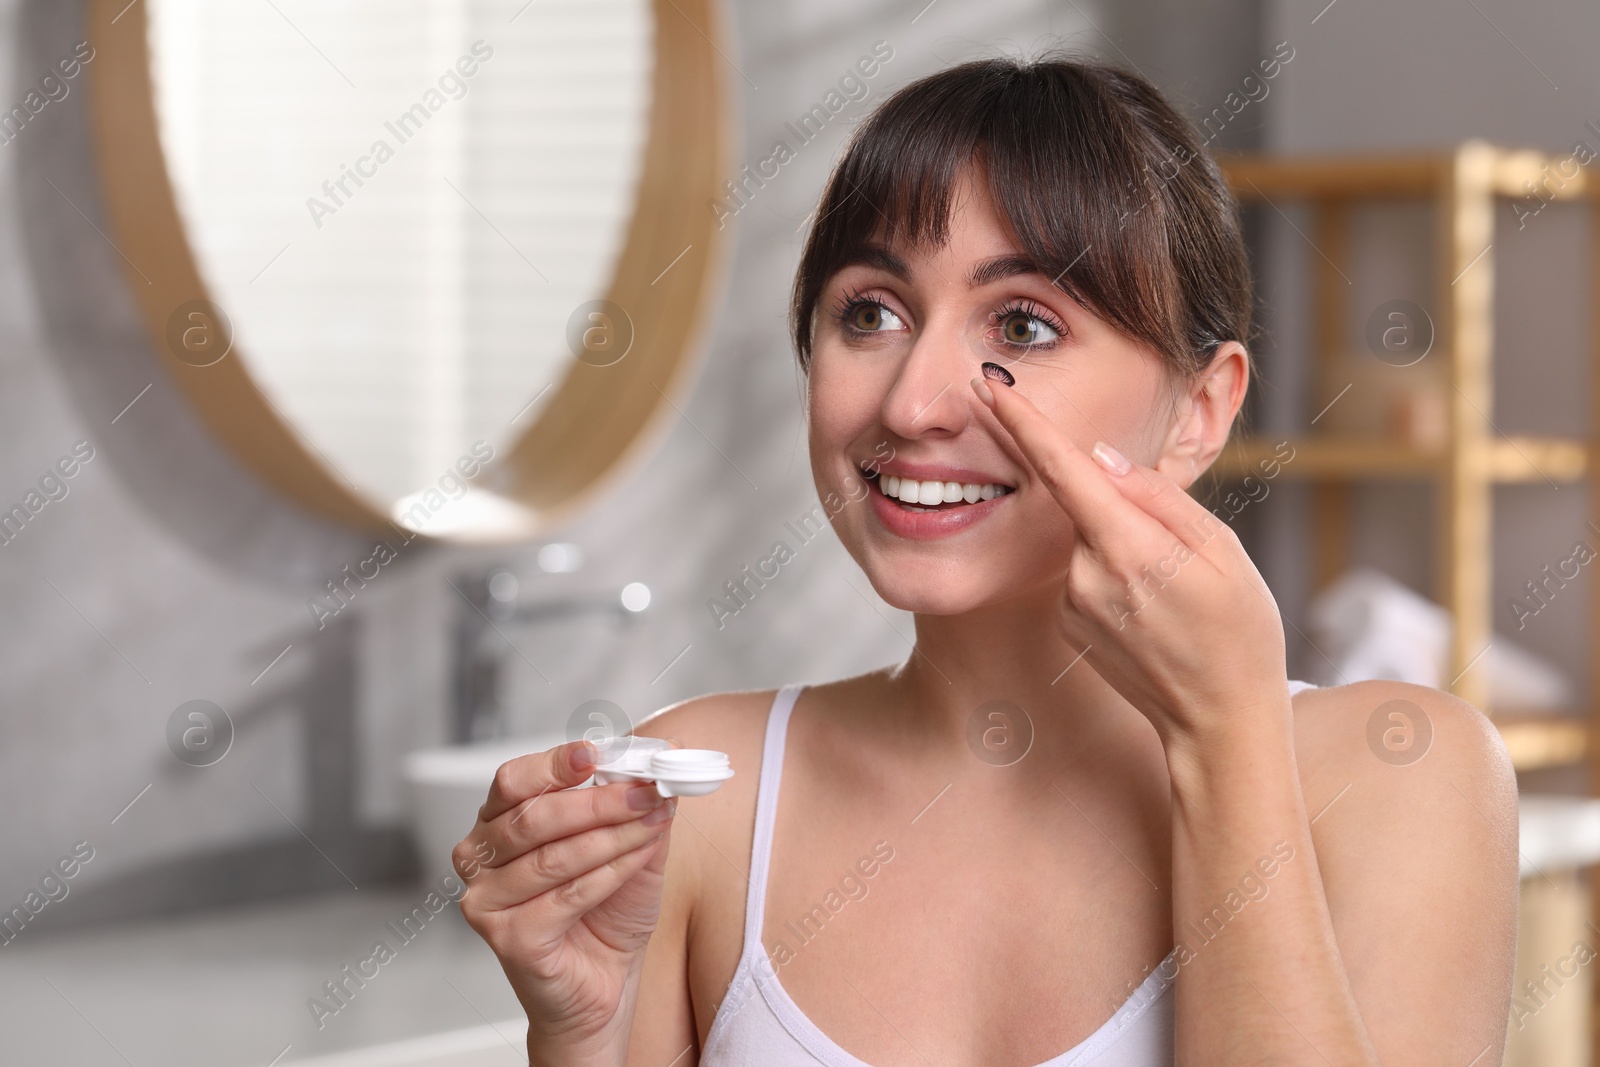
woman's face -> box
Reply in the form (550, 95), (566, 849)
(807, 174), (1185, 616)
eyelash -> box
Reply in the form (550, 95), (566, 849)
(831, 286), (883, 337)
(989, 299), (1068, 351)
(830, 289), (1068, 351)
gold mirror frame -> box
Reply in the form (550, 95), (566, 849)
(84, 0), (732, 540)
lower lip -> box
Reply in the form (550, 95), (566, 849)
(866, 477), (1013, 540)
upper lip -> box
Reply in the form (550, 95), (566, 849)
(860, 459), (1015, 488)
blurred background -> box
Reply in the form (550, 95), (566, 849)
(1, 0), (1597, 1063)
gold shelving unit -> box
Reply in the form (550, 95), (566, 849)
(1211, 141), (1599, 774)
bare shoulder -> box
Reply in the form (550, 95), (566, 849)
(629, 686), (783, 889)
(632, 685), (780, 755)
(1290, 679), (1519, 1061)
(1290, 678), (1516, 829)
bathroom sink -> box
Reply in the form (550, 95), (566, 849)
(403, 735), (567, 881)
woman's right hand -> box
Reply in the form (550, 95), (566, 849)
(454, 738), (678, 1064)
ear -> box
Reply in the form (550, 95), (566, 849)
(1153, 342), (1249, 490)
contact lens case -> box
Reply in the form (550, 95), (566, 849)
(590, 736), (734, 798)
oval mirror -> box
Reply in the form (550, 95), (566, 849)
(85, 0), (730, 541)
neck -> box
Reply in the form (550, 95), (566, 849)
(867, 584), (1154, 784)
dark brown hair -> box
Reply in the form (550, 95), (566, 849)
(790, 53), (1254, 393)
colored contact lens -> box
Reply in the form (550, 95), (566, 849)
(981, 361), (1015, 387)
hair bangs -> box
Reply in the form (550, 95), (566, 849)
(790, 53), (1252, 387)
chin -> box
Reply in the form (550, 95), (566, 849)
(851, 553), (1003, 616)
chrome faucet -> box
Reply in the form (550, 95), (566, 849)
(449, 560), (648, 744)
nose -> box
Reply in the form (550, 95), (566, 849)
(879, 314), (975, 439)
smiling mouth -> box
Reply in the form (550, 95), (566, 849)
(861, 467), (1015, 512)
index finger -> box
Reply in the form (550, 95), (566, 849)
(478, 739), (596, 824)
(970, 375), (1162, 552)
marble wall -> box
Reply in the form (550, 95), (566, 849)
(0, 0), (1278, 926)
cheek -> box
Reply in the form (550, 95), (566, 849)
(806, 352), (882, 447)
(1037, 369), (1168, 461)
(1013, 486), (1079, 564)
(805, 374), (857, 498)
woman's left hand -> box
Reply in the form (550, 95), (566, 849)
(971, 375), (1291, 754)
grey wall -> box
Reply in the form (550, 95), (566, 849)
(47, 0), (1585, 928)
(15, 0), (1577, 928)
(1254, 0), (1598, 708)
(1103, 0), (1268, 152)
(3, 0), (1196, 925)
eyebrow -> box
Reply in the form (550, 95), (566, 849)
(845, 245), (1049, 289)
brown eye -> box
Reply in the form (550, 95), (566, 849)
(994, 308), (1060, 348)
(1002, 312), (1038, 344)
(849, 303), (883, 331)
(842, 299), (904, 334)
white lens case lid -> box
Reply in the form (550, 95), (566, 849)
(590, 735), (668, 777)
(591, 737), (734, 797)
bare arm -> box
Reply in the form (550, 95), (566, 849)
(970, 375), (1519, 1064)
(1164, 705), (1374, 1063)
(1163, 681), (1517, 1064)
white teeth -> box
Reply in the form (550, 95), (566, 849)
(870, 471), (1011, 506)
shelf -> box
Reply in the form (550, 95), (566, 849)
(1209, 435), (1590, 483)
(1215, 139), (1600, 1057)
(1217, 142), (1600, 203)
(1493, 150), (1600, 202)
(1498, 716), (1590, 771)
(1217, 152), (1446, 199)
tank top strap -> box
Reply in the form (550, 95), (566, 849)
(741, 683), (805, 954)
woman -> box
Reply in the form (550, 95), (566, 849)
(456, 54), (1519, 1065)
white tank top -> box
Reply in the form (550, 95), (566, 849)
(698, 679), (1320, 1065)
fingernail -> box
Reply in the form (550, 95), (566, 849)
(570, 741), (597, 772)
(627, 783), (661, 810)
(643, 798), (676, 825)
(1091, 441), (1131, 475)
(970, 376), (995, 407)
(980, 361), (1015, 387)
